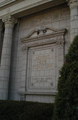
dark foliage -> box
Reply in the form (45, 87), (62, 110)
(0, 100), (54, 120)
(53, 36), (78, 120)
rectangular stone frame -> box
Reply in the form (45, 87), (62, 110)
(19, 28), (67, 99)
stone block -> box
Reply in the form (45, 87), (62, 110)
(0, 69), (5, 77)
(0, 81), (3, 88)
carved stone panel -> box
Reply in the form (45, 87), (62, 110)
(20, 27), (67, 95)
(27, 44), (56, 92)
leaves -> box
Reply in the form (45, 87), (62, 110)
(0, 100), (54, 120)
(53, 35), (78, 120)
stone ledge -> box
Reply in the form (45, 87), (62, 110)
(19, 91), (57, 96)
(0, 0), (67, 19)
(0, 0), (23, 8)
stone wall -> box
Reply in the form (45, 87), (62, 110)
(9, 5), (70, 103)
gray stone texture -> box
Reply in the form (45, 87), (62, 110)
(8, 5), (70, 103)
(0, 0), (78, 103)
(68, 0), (78, 42)
(0, 16), (17, 100)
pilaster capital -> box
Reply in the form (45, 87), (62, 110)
(2, 15), (18, 27)
(67, 0), (78, 9)
(0, 21), (3, 32)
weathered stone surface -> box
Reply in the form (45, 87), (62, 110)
(0, 0), (77, 103)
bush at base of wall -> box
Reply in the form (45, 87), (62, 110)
(0, 100), (54, 120)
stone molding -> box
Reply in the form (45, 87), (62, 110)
(21, 28), (67, 51)
(19, 91), (57, 96)
(0, 0), (67, 19)
(20, 27), (67, 96)
(0, 0), (23, 8)
(26, 27), (57, 39)
(2, 15), (18, 26)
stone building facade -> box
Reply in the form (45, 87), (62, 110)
(0, 0), (78, 103)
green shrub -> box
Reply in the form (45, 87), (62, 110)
(53, 36), (78, 120)
(0, 100), (54, 120)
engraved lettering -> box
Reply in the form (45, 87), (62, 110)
(33, 54), (52, 69)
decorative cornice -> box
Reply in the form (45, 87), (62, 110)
(0, 0), (23, 8)
(2, 15), (18, 26)
(21, 28), (67, 43)
(21, 37), (65, 51)
(25, 27), (57, 39)
(21, 28), (67, 51)
(0, 0), (67, 19)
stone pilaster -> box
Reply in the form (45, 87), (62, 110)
(0, 15), (17, 100)
(0, 22), (3, 64)
(67, 0), (78, 42)
(0, 22), (3, 32)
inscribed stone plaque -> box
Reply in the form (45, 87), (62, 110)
(27, 44), (55, 89)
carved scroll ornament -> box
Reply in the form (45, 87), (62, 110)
(20, 27), (67, 51)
